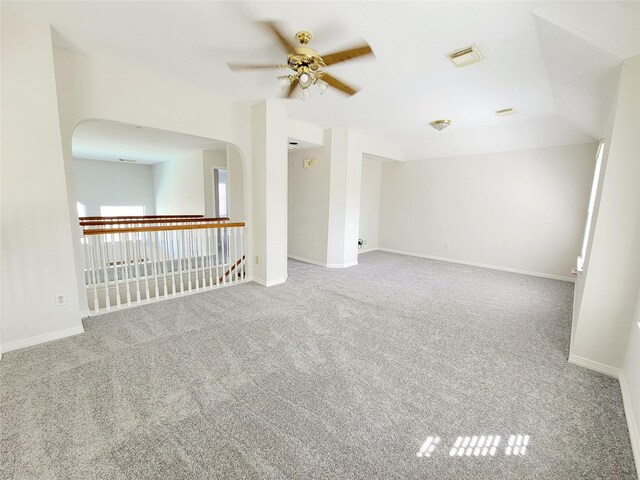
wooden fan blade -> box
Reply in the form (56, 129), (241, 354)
(260, 21), (296, 54)
(321, 44), (373, 66)
(284, 78), (299, 98)
(320, 72), (358, 96)
(227, 63), (287, 71)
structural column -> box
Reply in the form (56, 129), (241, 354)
(251, 100), (288, 286)
(326, 128), (363, 268)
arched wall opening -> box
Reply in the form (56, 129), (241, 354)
(68, 119), (248, 312)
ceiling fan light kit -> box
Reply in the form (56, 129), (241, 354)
(228, 22), (374, 100)
(429, 119), (452, 131)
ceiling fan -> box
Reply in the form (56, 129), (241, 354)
(227, 21), (374, 100)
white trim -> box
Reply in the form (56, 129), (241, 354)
(620, 373), (640, 473)
(377, 247), (575, 282)
(358, 247), (379, 255)
(80, 309), (91, 318)
(568, 354), (622, 378)
(0, 326), (85, 354)
(252, 276), (288, 287)
(326, 261), (358, 269)
(287, 254), (326, 267)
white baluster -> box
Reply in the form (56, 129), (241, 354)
(99, 235), (111, 310)
(83, 235), (91, 286)
(193, 229), (199, 291)
(185, 230), (192, 292)
(200, 229), (207, 289)
(233, 227), (238, 283)
(170, 230), (177, 295)
(151, 231), (160, 300)
(161, 230), (169, 298)
(88, 236), (99, 313)
(178, 230), (185, 293)
(142, 232), (151, 301)
(240, 227), (244, 281)
(214, 228), (220, 287)
(132, 232), (142, 303)
(120, 232), (132, 306)
(221, 227), (226, 285)
(207, 228), (214, 288)
(111, 237), (121, 308)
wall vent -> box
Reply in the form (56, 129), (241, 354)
(495, 107), (518, 116)
(447, 44), (485, 67)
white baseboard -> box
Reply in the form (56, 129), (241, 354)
(252, 276), (288, 287)
(620, 373), (640, 473)
(377, 247), (575, 282)
(0, 326), (85, 354)
(327, 261), (358, 269)
(358, 247), (379, 255)
(287, 254), (326, 267)
(568, 354), (622, 378)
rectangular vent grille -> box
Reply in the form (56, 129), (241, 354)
(447, 44), (485, 67)
(495, 107), (518, 116)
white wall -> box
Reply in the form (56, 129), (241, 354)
(73, 158), (156, 216)
(358, 157), (382, 253)
(288, 147), (330, 265)
(288, 118), (324, 146)
(571, 55), (640, 370)
(153, 152), (205, 215)
(622, 288), (640, 471)
(1, 13), (84, 352)
(227, 145), (246, 222)
(203, 149), (227, 218)
(378, 143), (596, 279)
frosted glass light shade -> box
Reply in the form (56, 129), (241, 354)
(315, 79), (328, 94)
(299, 87), (311, 101)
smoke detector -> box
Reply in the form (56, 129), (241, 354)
(429, 119), (452, 131)
(447, 44), (485, 67)
(495, 107), (518, 116)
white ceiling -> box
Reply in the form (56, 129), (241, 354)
(4, 1), (639, 159)
(73, 120), (226, 164)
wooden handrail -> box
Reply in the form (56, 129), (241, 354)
(80, 217), (230, 227)
(83, 222), (246, 236)
(79, 215), (204, 221)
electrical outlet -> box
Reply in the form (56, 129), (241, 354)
(255, 256), (259, 265)
(55, 294), (66, 306)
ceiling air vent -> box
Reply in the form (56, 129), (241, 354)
(119, 158), (137, 163)
(495, 107), (518, 116)
(447, 44), (485, 67)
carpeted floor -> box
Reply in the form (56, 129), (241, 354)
(1, 251), (637, 479)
